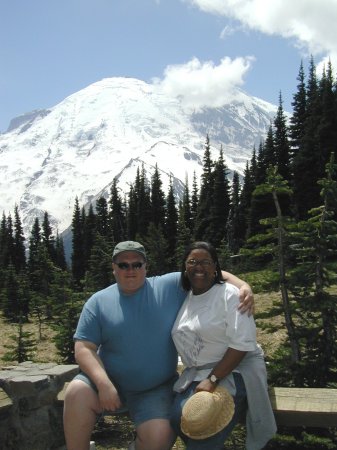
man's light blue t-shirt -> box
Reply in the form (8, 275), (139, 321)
(74, 272), (185, 392)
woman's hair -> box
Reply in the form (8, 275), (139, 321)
(180, 241), (225, 291)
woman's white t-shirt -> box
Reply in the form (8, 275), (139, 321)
(171, 282), (257, 372)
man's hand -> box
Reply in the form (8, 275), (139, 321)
(97, 379), (122, 412)
(238, 283), (255, 315)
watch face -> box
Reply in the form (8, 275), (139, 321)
(210, 375), (217, 383)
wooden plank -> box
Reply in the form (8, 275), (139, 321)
(269, 387), (337, 428)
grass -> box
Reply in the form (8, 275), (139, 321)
(0, 288), (285, 449)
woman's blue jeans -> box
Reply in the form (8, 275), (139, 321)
(170, 372), (247, 450)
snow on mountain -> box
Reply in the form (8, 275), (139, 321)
(0, 77), (277, 237)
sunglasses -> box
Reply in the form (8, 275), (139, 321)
(186, 259), (214, 267)
(115, 262), (145, 270)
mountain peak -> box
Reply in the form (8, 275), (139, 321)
(0, 77), (277, 237)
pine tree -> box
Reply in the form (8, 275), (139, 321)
(108, 179), (127, 243)
(71, 197), (85, 289)
(205, 146), (231, 247)
(2, 319), (37, 363)
(289, 61), (307, 157)
(181, 175), (192, 232)
(134, 165), (151, 238)
(52, 292), (85, 364)
(82, 203), (96, 267)
(55, 232), (67, 271)
(84, 233), (113, 291)
(190, 172), (199, 232)
(252, 166), (299, 366)
(1, 264), (29, 322)
(13, 205), (26, 273)
(42, 211), (57, 263)
(237, 161), (253, 243)
(95, 197), (109, 237)
(165, 178), (178, 269)
(194, 135), (215, 239)
(141, 223), (169, 276)
(150, 164), (166, 228)
(292, 57), (322, 219)
(175, 204), (192, 269)
(286, 153), (337, 385)
(227, 171), (242, 254)
(127, 185), (138, 239)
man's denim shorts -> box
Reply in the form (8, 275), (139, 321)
(74, 371), (177, 427)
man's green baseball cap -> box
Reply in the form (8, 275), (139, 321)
(113, 241), (146, 260)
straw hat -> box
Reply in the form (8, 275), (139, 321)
(181, 386), (235, 440)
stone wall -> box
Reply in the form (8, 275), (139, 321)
(0, 362), (79, 450)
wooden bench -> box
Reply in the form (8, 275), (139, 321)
(268, 387), (337, 428)
(58, 383), (337, 429)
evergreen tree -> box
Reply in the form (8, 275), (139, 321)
(289, 61), (307, 157)
(274, 93), (291, 181)
(0, 212), (8, 274)
(42, 211), (57, 263)
(2, 319), (37, 363)
(95, 197), (109, 237)
(127, 185), (138, 240)
(84, 234), (113, 291)
(82, 203), (96, 268)
(175, 204), (192, 269)
(27, 218), (42, 292)
(227, 171), (242, 254)
(1, 264), (29, 322)
(71, 197), (85, 289)
(141, 223), (169, 276)
(150, 164), (166, 228)
(181, 175), (192, 231)
(134, 166), (151, 238)
(237, 162), (253, 243)
(273, 93), (292, 215)
(55, 232), (67, 271)
(52, 292), (86, 364)
(165, 178), (178, 269)
(190, 172), (199, 232)
(13, 205), (26, 273)
(194, 135), (215, 239)
(292, 57), (322, 219)
(109, 179), (127, 243)
(205, 146), (231, 247)
(317, 60), (337, 178)
(250, 134), (277, 237)
(286, 154), (337, 386)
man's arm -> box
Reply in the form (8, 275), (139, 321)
(74, 340), (122, 411)
(222, 270), (254, 315)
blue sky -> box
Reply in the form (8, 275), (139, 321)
(1, 0), (336, 133)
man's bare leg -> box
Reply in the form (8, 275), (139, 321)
(63, 380), (102, 450)
(135, 418), (176, 450)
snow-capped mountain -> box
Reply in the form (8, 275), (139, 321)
(0, 77), (277, 237)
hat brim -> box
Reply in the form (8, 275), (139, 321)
(181, 386), (235, 440)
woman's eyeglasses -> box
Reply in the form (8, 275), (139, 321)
(116, 262), (145, 270)
(186, 259), (213, 267)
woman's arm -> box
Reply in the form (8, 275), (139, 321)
(195, 348), (247, 393)
(222, 270), (254, 315)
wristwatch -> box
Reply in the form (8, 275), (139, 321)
(207, 373), (221, 385)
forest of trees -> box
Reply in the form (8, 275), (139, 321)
(1, 58), (337, 391)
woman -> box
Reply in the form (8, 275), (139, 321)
(170, 242), (276, 450)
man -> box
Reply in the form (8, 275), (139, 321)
(63, 241), (254, 450)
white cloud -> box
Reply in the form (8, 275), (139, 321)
(152, 56), (254, 111)
(183, 0), (337, 67)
